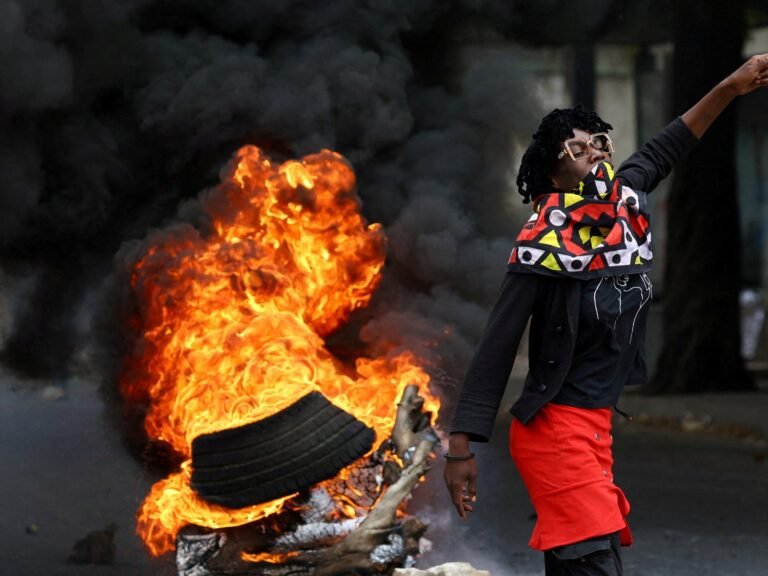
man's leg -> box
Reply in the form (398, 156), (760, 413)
(543, 532), (622, 576)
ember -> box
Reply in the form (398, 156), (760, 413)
(119, 146), (440, 558)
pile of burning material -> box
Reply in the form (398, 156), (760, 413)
(179, 385), (436, 575)
(117, 146), (441, 575)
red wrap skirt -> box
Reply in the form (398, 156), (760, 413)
(509, 403), (633, 551)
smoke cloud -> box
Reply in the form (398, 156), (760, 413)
(0, 0), (543, 426)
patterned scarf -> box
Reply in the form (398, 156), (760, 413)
(508, 162), (652, 278)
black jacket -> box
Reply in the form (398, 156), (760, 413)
(450, 118), (698, 442)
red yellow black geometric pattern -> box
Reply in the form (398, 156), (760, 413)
(508, 162), (652, 278)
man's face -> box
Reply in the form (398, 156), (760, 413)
(549, 128), (613, 192)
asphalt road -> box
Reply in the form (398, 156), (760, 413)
(2, 374), (767, 576)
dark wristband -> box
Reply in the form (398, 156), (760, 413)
(443, 452), (475, 461)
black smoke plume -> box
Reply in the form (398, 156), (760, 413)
(0, 0), (542, 410)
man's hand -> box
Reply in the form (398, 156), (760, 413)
(443, 432), (477, 520)
(443, 458), (478, 520)
(724, 53), (768, 96)
(682, 53), (768, 138)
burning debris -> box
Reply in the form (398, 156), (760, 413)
(117, 144), (441, 573)
(177, 385), (438, 576)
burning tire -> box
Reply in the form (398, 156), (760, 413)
(190, 391), (375, 508)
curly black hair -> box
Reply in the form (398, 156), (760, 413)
(516, 104), (613, 203)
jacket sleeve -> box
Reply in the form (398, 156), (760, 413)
(617, 116), (699, 193)
(449, 271), (540, 442)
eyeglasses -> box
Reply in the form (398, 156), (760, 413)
(557, 133), (614, 161)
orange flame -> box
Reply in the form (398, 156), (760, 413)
(241, 550), (302, 564)
(121, 146), (439, 556)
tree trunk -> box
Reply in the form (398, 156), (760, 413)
(650, 0), (753, 393)
(571, 42), (595, 110)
